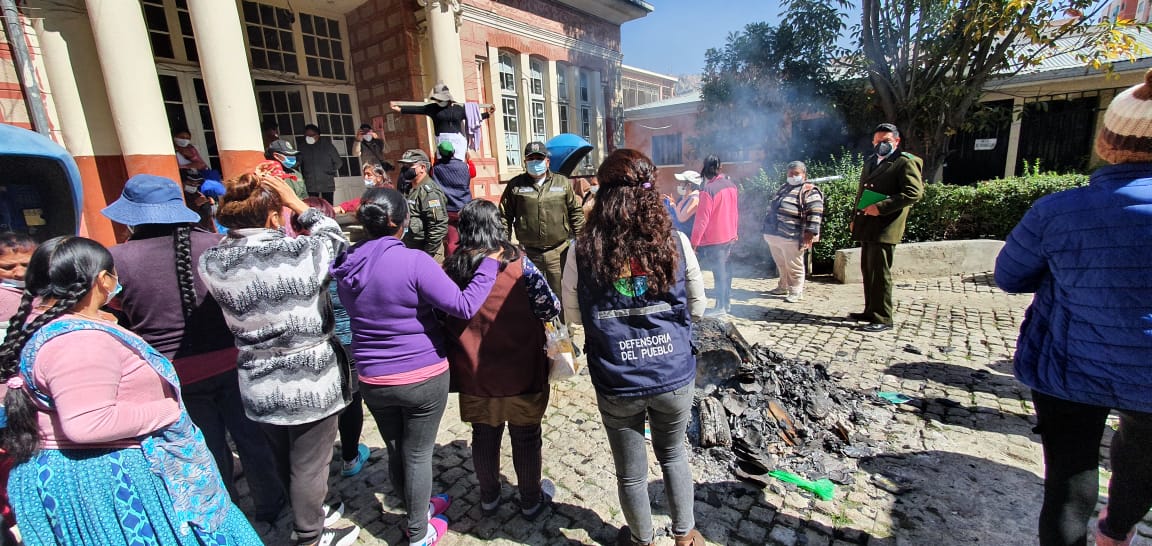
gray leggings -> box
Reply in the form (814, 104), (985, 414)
(361, 371), (450, 542)
(596, 383), (696, 544)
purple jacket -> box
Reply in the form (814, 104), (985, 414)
(331, 236), (498, 377)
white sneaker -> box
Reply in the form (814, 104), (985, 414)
(323, 502), (344, 527)
(315, 525), (360, 546)
(784, 293), (803, 303)
(768, 287), (789, 295)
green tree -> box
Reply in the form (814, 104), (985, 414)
(855, 0), (1149, 180)
(696, 0), (861, 167)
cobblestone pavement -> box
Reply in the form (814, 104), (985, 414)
(243, 271), (1152, 545)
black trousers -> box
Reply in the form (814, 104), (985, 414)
(1032, 390), (1152, 545)
(859, 242), (895, 324)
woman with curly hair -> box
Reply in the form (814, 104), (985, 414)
(0, 236), (260, 545)
(562, 148), (706, 546)
(103, 174), (285, 522)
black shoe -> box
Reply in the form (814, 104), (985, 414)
(847, 312), (872, 321)
(860, 322), (893, 333)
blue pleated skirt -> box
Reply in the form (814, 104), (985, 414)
(8, 448), (263, 546)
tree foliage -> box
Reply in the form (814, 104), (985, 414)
(697, 0), (1150, 181)
(856, 0), (1149, 180)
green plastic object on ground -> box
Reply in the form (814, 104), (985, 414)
(768, 470), (836, 500)
(877, 391), (914, 404)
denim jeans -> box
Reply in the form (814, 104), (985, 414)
(1032, 390), (1152, 545)
(361, 372), (450, 541)
(696, 242), (733, 311)
(596, 384), (696, 543)
(182, 369), (285, 521)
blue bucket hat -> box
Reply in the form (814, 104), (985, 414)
(102, 174), (202, 226)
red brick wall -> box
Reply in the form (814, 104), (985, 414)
(347, 0), (431, 159)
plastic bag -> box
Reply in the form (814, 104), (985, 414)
(544, 318), (579, 382)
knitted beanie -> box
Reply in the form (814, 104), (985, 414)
(1096, 69), (1152, 164)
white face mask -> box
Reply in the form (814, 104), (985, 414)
(588, 185), (599, 195)
(174, 138), (191, 147)
(362, 134), (373, 142)
(364, 177), (375, 188)
(676, 186), (687, 196)
(787, 175), (804, 185)
(305, 136), (317, 145)
(210, 204), (219, 216)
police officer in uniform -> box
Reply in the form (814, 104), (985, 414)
(397, 148), (449, 263)
(500, 141), (585, 297)
(849, 123), (924, 332)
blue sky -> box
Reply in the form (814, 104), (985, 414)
(621, 1), (786, 76)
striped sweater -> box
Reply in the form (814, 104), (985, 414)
(198, 209), (350, 426)
(762, 182), (824, 240)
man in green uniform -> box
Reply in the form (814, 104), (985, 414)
(398, 148), (448, 263)
(850, 123), (924, 332)
(500, 141), (585, 298)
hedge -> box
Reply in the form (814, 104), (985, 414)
(732, 152), (1088, 270)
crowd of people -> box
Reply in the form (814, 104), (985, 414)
(1, 71), (1150, 546)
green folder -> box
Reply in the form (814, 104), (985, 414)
(857, 189), (888, 209)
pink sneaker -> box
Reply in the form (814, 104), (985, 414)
(413, 515), (449, 546)
(1096, 507), (1135, 546)
(427, 494), (451, 519)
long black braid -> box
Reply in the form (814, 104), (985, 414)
(0, 237), (112, 463)
(173, 225), (196, 319)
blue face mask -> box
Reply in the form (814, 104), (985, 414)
(402, 226), (409, 238)
(526, 159), (547, 177)
(281, 156), (297, 169)
(105, 279), (123, 306)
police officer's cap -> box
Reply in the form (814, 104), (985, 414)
(523, 141), (549, 159)
(399, 149), (430, 164)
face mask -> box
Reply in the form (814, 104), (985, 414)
(281, 156), (297, 169)
(676, 186), (687, 196)
(787, 175), (804, 185)
(526, 160), (547, 177)
(588, 185), (599, 195)
(2, 279), (24, 289)
(210, 204), (219, 216)
(183, 184), (200, 193)
(305, 136), (317, 145)
(401, 166), (418, 181)
(875, 141), (894, 157)
(105, 280), (123, 306)
(364, 177), (376, 188)
(174, 138), (191, 148)
(401, 225), (409, 238)
(362, 134), (373, 142)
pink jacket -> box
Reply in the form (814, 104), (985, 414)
(690, 175), (740, 248)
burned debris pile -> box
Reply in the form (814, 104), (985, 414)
(689, 318), (892, 488)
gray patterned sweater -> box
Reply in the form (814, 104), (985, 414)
(198, 209), (350, 425)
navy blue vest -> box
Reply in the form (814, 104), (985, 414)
(576, 233), (695, 397)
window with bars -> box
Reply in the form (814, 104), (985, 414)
(558, 104), (570, 134)
(529, 59), (544, 97)
(174, 0), (198, 62)
(580, 105), (591, 139)
(242, 1), (298, 73)
(257, 89), (307, 142)
(312, 91), (358, 176)
(301, 14), (347, 80)
(141, 0), (174, 59)
(158, 74), (189, 131)
(579, 71), (590, 104)
(498, 51), (521, 167)
(192, 78), (220, 170)
(652, 134), (683, 166)
(557, 65), (570, 135)
(531, 100), (546, 143)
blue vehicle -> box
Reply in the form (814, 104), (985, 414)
(0, 123), (84, 239)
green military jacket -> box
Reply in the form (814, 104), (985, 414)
(403, 177), (448, 261)
(851, 151), (925, 245)
(500, 171), (585, 250)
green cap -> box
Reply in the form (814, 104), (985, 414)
(437, 140), (455, 156)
